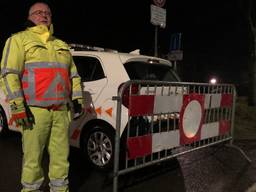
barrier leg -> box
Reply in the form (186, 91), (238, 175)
(113, 173), (118, 192)
(113, 128), (120, 192)
(225, 144), (252, 163)
(112, 95), (122, 192)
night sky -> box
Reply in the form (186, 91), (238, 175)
(0, 0), (253, 88)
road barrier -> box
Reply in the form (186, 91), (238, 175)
(112, 80), (250, 192)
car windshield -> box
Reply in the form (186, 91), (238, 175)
(124, 61), (178, 81)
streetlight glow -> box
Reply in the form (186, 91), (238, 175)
(209, 78), (217, 84)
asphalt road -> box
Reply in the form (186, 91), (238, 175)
(0, 132), (185, 192)
(0, 132), (255, 192)
(178, 140), (256, 192)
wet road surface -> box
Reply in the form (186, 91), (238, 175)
(178, 140), (256, 192)
(0, 132), (185, 192)
(0, 132), (255, 192)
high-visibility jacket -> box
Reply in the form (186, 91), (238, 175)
(0, 24), (82, 107)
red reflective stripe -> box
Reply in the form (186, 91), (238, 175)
(221, 94), (233, 107)
(129, 95), (155, 116)
(219, 120), (230, 135)
(10, 112), (27, 124)
(36, 97), (65, 101)
(86, 107), (93, 114)
(22, 69), (29, 90)
(24, 94), (30, 100)
(34, 68), (70, 101)
(127, 134), (152, 159)
(23, 69), (28, 76)
(71, 129), (80, 140)
(12, 112), (27, 119)
(22, 81), (28, 89)
(8, 117), (14, 125)
(56, 82), (64, 92)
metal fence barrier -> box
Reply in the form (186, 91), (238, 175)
(112, 80), (251, 192)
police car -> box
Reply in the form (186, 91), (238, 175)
(0, 44), (180, 169)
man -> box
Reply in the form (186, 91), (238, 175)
(0, 2), (83, 191)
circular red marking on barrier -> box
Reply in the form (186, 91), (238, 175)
(179, 94), (205, 144)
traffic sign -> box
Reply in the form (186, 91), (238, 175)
(153, 0), (166, 8)
(150, 4), (166, 28)
(169, 33), (182, 51)
(167, 50), (183, 61)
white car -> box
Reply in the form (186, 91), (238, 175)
(0, 44), (180, 169)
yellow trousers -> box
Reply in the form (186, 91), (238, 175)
(21, 106), (70, 192)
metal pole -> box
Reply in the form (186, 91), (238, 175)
(230, 86), (236, 145)
(112, 95), (122, 192)
(154, 26), (158, 57)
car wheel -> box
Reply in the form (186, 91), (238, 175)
(82, 126), (115, 170)
(0, 107), (8, 137)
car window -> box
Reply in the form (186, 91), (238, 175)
(73, 56), (105, 82)
(124, 62), (178, 81)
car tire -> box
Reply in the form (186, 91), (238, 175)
(0, 107), (9, 137)
(81, 126), (115, 170)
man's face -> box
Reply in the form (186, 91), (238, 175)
(28, 3), (52, 28)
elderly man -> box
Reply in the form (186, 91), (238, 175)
(0, 2), (83, 191)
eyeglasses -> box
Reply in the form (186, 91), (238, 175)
(30, 10), (52, 17)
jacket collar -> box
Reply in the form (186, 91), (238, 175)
(27, 24), (54, 42)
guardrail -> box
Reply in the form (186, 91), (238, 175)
(112, 80), (251, 192)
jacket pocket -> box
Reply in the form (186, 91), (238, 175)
(54, 45), (72, 64)
(24, 41), (47, 61)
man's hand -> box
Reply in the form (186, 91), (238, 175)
(10, 101), (34, 129)
(72, 98), (84, 119)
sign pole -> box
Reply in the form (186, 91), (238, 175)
(154, 26), (158, 57)
(150, 0), (166, 57)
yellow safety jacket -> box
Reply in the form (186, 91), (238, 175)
(0, 24), (82, 107)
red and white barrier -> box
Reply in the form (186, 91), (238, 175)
(127, 93), (233, 159)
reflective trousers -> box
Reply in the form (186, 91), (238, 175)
(21, 106), (70, 192)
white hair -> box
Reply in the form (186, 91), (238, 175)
(28, 2), (51, 16)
